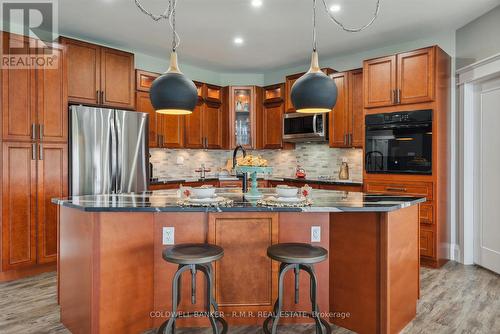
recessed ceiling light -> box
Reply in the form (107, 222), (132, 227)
(234, 37), (244, 45)
(251, 0), (263, 8)
(329, 4), (341, 12)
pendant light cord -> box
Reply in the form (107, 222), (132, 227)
(312, 0), (317, 52)
(134, 0), (180, 51)
(321, 0), (381, 33)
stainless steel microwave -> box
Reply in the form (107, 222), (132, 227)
(283, 112), (328, 142)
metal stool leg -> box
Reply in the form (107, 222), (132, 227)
(158, 265), (191, 334)
(300, 264), (331, 334)
(263, 263), (296, 334)
(198, 264), (228, 334)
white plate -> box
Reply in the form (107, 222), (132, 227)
(188, 196), (225, 203)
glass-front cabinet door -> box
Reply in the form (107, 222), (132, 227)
(229, 86), (256, 149)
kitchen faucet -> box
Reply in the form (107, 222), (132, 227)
(194, 163), (211, 179)
(232, 145), (248, 193)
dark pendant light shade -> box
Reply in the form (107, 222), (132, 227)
(150, 51), (198, 115)
(291, 51), (337, 113)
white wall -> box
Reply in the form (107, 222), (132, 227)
(456, 4), (500, 69)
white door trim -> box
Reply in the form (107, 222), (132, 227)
(457, 53), (500, 264)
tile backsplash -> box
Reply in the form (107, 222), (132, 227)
(150, 143), (363, 181)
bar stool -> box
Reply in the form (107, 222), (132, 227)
(263, 243), (331, 334)
(157, 243), (228, 334)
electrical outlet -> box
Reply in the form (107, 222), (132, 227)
(163, 227), (175, 245)
(311, 226), (321, 243)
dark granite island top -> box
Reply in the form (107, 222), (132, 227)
(53, 188), (425, 212)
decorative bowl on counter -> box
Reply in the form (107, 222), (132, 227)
(275, 185), (299, 198)
(189, 186), (216, 199)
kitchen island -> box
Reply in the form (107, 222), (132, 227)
(54, 189), (424, 334)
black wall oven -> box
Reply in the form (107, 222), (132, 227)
(365, 110), (433, 174)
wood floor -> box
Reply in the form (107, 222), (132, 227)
(0, 262), (499, 333)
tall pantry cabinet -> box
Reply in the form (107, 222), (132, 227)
(0, 32), (68, 280)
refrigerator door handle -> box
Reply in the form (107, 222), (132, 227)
(110, 112), (118, 194)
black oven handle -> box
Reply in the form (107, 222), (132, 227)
(366, 122), (431, 130)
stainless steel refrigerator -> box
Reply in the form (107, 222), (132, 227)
(70, 105), (149, 196)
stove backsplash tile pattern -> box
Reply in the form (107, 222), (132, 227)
(150, 143), (363, 181)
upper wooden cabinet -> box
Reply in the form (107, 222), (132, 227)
(363, 55), (396, 108)
(260, 84), (285, 149)
(285, 68), (335, 113)
(135, 71), (184, 149)
(228, 86), (257, 149)
(364, 46), (436, 108)
(136, 91), (158, 148)
(61, 37), (135, 109)
(349, 69), (364, 148)
(1, 33), (67, 143)
(184, 85), (226, 150)
(136, 69), (158, 92)
(397, 48), (435, 105)
(329, 69), (364, 148)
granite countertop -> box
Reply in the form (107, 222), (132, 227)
(52, 188), (424, 213)
(150, 176), (363, 186)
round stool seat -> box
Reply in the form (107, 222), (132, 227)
(267, 243), (328, 264)
(163, 243), (224, 265)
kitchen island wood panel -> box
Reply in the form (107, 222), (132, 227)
(57, 191), (421, 334)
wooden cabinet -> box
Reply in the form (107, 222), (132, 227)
(100, 47), (135, 109)
(364, 47), (435, 108)
(228, 86), (257, 149)
(319, 184), (363, 192)
(285, 68), (335, 113)
(61, 37), (100, 105)
(184, 85), (225, 149)
(420, 229), (435, 257)
(329, 69), (363, 148)
(363, 55), (396, 108)
(203, 102), (224, 149)
(260, 84), (285, 149)
(2, 142), (37, 271)
(1, 143), (67, 271)
(135, 71), (184, 149)
(136, 91), (158, 148)
(36, 143), (68, 264)
(61, 37), (135, 109)
(397, 48), (435, 105)
(184, 101), (204, 148)
(330, 73), (348, 147)
(1, 32), (68, 277)
(349, 70), (364, 147)
(208, 213), (278, 311)
(2, 34), (67, 143)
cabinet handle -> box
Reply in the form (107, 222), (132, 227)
(39, 124), (44, 140)
(31, 123), (37, 140)
(392, 89), (396, 104)
(348, 133), (352, 146)
(397, 89), (401, 104)
(386, 187), (407, 192)
(101, 91), (105, 104)
(32, 143), (37, 160)
(96, 90), (99, 103)
(39, 143), (43, 160)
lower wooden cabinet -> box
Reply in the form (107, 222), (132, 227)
(420, 228), (435, 257)
(208, 212), (278, 314)
(2, 142), (37, 271)
(1, 142), (67, 271)
(37, 143), (68, 264)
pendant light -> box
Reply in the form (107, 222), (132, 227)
(135, 0), (197, 115)
(291, 0), (381, 114)
(291, 0), (336, 114)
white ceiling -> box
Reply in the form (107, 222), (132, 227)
(59, 0), (500, 72)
